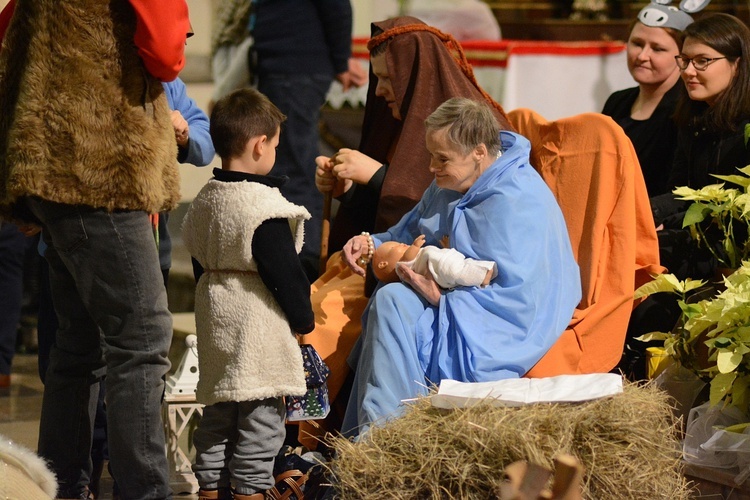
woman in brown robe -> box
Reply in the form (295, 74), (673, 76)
(299, 16), (512, 447)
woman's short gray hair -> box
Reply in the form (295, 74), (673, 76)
(424, 98), (501, 156)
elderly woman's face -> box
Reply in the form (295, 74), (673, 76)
(370, 52), (400, 120)
(426, 128), (483, 193)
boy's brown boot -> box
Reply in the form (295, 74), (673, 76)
(198, 488), (233, 500)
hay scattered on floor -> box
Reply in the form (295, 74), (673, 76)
(327, 383), (692, 499)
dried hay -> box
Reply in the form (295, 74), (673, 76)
(326, 383), (692, 499)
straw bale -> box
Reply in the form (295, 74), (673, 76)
(327, 383), (692, 499)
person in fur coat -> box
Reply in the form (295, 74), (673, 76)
(182, 87), (314, 500)
(0, 1), (190, 498)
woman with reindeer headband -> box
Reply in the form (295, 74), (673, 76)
(603, 0), (709, 196)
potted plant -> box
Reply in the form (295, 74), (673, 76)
(637, 163), (750, 473)
(673, 165), (750, 271)
(635, 268), (750, 414)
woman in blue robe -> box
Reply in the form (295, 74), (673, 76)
(339, 97), (582, 438)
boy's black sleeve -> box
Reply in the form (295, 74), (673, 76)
(253, 218), (315, 334)
(192, 256), (204, 283)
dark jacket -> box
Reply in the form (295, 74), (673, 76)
(253, 0), (352, 78)
(651, 120), (750, 227)
(651, 120), (750, 280)
(602, 82), (681, 197)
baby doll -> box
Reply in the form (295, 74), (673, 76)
(372, 234), (497, 289)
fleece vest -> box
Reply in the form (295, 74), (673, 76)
(182, 180), (310, 405)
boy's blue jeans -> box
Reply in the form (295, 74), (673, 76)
(27, 198), (173, 500)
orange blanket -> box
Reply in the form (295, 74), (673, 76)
(508, 108), (664, 376)
(298, 252), (368, 447)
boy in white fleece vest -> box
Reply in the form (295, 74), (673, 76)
(182, 88), (314, 500)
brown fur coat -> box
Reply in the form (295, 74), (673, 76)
(0, 0), (179, 221)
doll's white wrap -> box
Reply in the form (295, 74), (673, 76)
(396, 246), (498, 289)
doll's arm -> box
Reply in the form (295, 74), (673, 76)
(402, 234), (426, 262)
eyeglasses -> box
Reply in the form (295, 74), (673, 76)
(675, 55), (728, 71)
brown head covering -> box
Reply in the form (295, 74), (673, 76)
(329, 16), (512, 250)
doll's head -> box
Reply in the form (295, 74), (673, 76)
(372, 241), (411, 283)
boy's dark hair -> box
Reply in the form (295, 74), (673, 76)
(210, 88), (286, 159)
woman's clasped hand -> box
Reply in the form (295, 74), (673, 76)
(315, 149), (383, 199)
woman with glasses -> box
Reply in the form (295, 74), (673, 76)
(652, 13), (750, 233)
(602, 8), (689, 196)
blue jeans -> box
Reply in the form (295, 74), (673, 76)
(27, 198), (173, 500)
(258, 73), (332, 281)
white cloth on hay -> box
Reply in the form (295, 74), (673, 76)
(431, 373), (623, 409)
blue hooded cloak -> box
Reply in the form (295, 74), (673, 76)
(343, 131), (582, 437)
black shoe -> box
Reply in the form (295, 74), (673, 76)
(304, 464), (338, 500)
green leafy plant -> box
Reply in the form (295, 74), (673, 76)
(635, 274), (708, 373)
(635, 266), (750, 414)
(673, 166), (750, 270)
